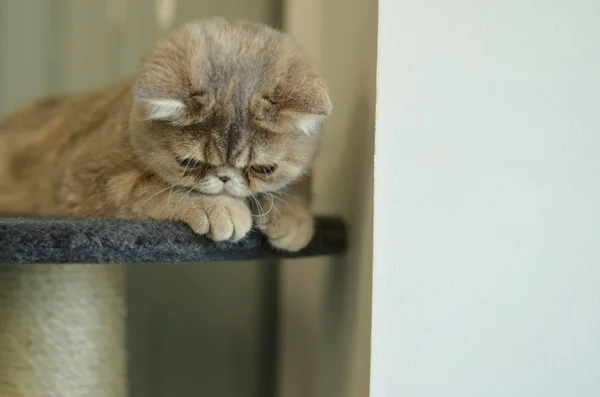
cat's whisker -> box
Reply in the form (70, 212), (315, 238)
(166, 184), (177, 205)
(257, 194), (275, 218)
(247, 193), (263, 218)
(139, 185), (176, 208)
(248, 194), (264, 217)
(270, 192), (293, 210)
(260, 193), (276, 217)
(170, 184), (197, 220)
(271, 189), (292, 198)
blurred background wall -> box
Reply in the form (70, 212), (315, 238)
(277, 0), (376, 396)
(0, 1), (281, 397)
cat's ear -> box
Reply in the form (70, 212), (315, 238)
(252, 78), (332, 134)
(137, 97), (186, 122)
(282, 112), (328, 135)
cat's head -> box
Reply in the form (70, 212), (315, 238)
(128, 18), (331, 198)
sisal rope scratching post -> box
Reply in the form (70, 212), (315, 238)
(0, 265), (127, 397)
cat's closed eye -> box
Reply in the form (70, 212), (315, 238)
(250, 164), (277, 175)
(178, 158), (203, 169)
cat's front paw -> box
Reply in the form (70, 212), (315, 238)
(257, 206), (314, 252)
(182, 195), (252, 242)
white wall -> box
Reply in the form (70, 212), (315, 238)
(372, 1), (600, 396)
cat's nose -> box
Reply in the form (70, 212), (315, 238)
(218, 176), (230, 183)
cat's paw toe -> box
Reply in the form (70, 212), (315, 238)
(185, 210), (210, 235)
(262, 211), (314, 252)
(205, 197), (252, 242)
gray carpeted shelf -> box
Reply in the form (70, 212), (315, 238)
(0, 216), (346, 264)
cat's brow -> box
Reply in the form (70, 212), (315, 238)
(227, 138), (248, 164)
(224, 102), (247, 162)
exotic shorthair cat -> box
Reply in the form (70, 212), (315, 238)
(0, 18), (332, 252)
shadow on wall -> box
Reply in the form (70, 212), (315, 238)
(323, 84), (375, 397)
(277, 76), (376, 397)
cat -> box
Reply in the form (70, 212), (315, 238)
(0, 18), (332, 252)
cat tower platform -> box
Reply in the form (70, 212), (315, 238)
(0, 216), (346, 264)
(0, 216), (346, 397)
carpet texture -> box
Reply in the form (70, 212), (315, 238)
(0, 216), (346, 264)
